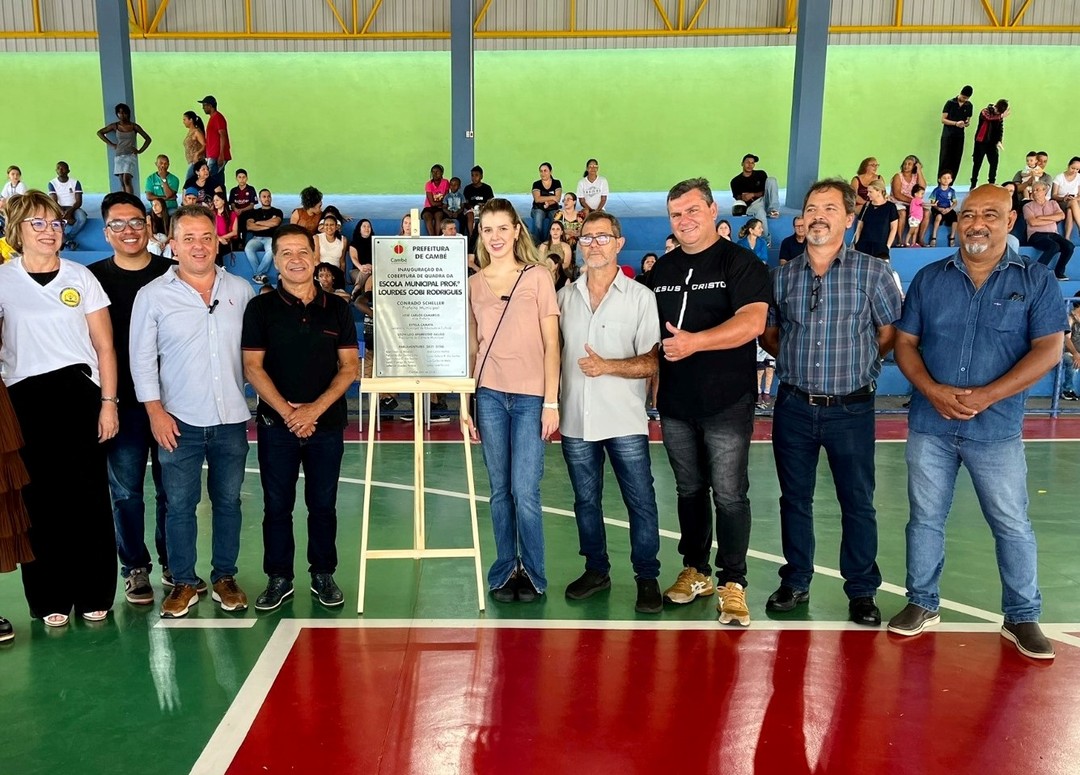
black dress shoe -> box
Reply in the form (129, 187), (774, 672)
(765, 585), (810, 612)
(849, 596), (881, 626)
(0, 616), (13, 643)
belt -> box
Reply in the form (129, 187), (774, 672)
(781, 383), (875, 407)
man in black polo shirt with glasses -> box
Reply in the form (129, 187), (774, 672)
(241, 224), (359, 611)
(761, 178), (902, 626)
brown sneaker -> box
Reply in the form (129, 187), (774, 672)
(211, 576), (249, 612)
(717, 582), (750, 626)
(160, 583), (200, 618)
(663, 567), (715, 604)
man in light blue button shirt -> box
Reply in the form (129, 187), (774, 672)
(888, 185), (1065, 659)
(131, 205), (255, 618)
(557, 211), (663, 614)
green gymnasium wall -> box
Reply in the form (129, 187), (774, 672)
(3, 45), (1076, 197)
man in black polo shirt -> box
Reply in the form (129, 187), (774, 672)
(938, 85), (974, 180)
(650, 177), (772, 626)
(241, 224), (359, 611)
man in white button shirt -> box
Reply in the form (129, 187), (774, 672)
(47, 161), (87, 249)
(557, 211), (663, 613)
(130, 205), (255, 618)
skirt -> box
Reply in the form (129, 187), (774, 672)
(0, 379), (32, 572)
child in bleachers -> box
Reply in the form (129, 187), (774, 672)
(905, 184), (925, 247)
(927, 172), (958, 247)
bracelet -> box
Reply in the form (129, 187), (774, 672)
(101, 396), (119, 405)
(542, 402), (559, 410)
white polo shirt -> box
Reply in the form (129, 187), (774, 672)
(557, 270), (659, 441)
(0, 257), (110, 386)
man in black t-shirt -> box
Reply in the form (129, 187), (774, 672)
(241, 188), (283, 284)
(88, 192), (176, 606)
(241, 225), (359, 611)
(730, 154), (780, 244)
(938, 85), (974, 180)
(649, 177), (772, 626)
(462, 165), (495, 235)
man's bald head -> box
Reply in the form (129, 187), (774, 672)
(958, 184), (1015, 258)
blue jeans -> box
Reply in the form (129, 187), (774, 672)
(107, 404), (168, 577)
(530, 208), (554, 244)
(745, 176), (781, 242)
(65, 208), (88, 243)
(561, 435), (661, 580)
(659, 397), (755, 586)
(207, 158), (227, 190)
(244, 235), (274, 278)
(1063, 352), (1079, 394)
(476, 388), (546, 593)
(905, 431), (1042, 623)
(771, 386), (880, 599)
(158, 420), (248, 587)
(257, 422), (344, 579)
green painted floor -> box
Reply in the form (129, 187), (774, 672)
(1, 440), (1077, 775)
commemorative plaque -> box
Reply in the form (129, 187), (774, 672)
(372, 235), (470, 378)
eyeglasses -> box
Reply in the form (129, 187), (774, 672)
(106, 218), (148, 232)
(578, 234), (615, 247)
(22, 218), (64, 232)
(809, 274), (823, 312)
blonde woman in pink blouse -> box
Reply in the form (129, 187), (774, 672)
(463, 198), (560, 603)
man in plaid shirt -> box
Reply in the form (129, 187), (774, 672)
(760, 178), (902, 627)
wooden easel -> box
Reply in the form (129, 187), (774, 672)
(356, 378), (485, 613)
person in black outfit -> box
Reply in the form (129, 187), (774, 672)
(938, 85), (974, 181)
(88, 192), (175, 605)
(970, 99), (1009, 189)
(242, 225), (359, 611)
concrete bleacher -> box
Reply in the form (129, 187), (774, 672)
(57, 190), (1080, 399)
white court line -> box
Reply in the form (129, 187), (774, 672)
(188, 619), (301, 775)
(155, 619), (258, 629)
(189, 616), (1080, 775)
(316, 473), (1006, 624)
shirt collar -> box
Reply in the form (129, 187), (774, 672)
(945, 246), (1025, 275)
(165, 264), (224, 284)
(793, 245), (852, 273)
(573, 266), (629, 298)
(276, 282), (327, 308)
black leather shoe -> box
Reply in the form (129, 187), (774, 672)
(1001, 621), (1055, 660)
(0, 616), (13, 643)
(765, 585), (810, 612)
(887, 603), (940, 636)
(849, 596), (881, 626)
(255, 576), (294, 611)
(635, 578), (663, 614)
(310, 573), (344, 607)
(565, 570), (612, 600)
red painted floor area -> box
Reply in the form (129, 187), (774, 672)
(226, 627), (1079, 775)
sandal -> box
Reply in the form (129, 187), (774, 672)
(948, 237), (955, 247)
(43, 613), (69, 628)
(81, 610), (109, 622)
(929, 238), (937, 247)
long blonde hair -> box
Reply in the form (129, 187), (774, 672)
(475, 198), (543, 269)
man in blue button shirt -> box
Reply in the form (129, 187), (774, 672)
(888, 184), (1066, 660)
